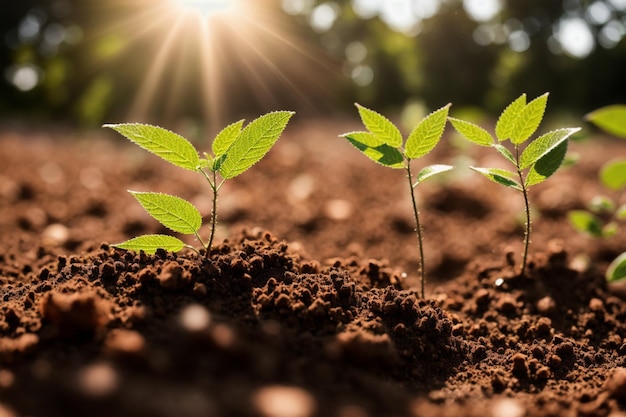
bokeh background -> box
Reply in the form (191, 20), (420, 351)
(1, 0), (626, 130)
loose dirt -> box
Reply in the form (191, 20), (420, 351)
(1, 120), (625, 417)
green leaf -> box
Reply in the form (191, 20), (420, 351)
(493, 144), (516, 165)
(495, 94), (526, 142)
(113, 234), (186, 254)
(355, 103), (403, 147)
(568, 210), (604, 238)
(343, 133), (405, 168)
(413, 164), (453, 187)
(519, 128), (580, 169)
(405, 104), (451, 159)
(606, 252), (626, 282)
(104, 123), (200, 171)
(600, 160), (626, 190)
(470, 167), (522, 191)
(617, 203), (626, 220)
(212, 154), (227, 172)
(341, 131), (386, 147)
(212, 119), (245, 157)
(511, 93), (549, 145)
(130, 191), (202, 235)
(585, 105), (626, 138)
(525, 140), (568, 187)
(219, 111), (294, 179)
(448, 116), (493, 147)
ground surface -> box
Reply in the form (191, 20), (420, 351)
(0, 119), (625, 417)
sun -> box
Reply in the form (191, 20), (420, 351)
(170, 0), (235, 17)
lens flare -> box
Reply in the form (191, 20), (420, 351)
(88, 0), (336, 129)
(172, 0), (234, 17)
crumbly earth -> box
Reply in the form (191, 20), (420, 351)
(0, 120), (625, 417)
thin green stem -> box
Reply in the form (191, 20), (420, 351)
(515, 146), (531, 276)
(192, 230), (206, 251)
(185, 245), (202, 256)
(406, 161), (426, 299)
(197, 168), (219, 259)
(206, 169), (218, 259)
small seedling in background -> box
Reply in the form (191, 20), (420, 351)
(104, 111), (294, 257)
(449, 93), (580, 276)
(568, 162), (626, 238)
(585, 104), (626, 138)
(341, 103), (452, 298)
(572, 104), (626, 282)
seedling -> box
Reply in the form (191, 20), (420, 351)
(341, 103), (452, 298)
(104, 111), (294, 257)
(449, 93), (580, 276)
(568, 162), (626, 239)
(585, 104), (626, 138)
(572, 104), (626, 282)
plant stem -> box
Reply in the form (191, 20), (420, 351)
(206, 169), (218, 259)
(406, 162), (426, 298)
(515, 146), (531, 276)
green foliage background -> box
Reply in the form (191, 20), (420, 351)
(1, 0), (626, 126)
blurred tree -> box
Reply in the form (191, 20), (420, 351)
(1, 0), (626, 124)
(285, 0), (626, 115)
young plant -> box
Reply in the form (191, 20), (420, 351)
(449, 93), (580, 276)
(573, 104), (626, 282)
(341, 103), (452, 298)
(104, 111), (294, 257)
(568, 162), (626, 239)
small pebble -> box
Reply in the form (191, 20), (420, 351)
(77, 363), (118, 398)
(179, 304), (212, 332)
(252, 385), (316, 417)
(104, 329), (145, 356)
(287, 174), (315, 203)
(589, 298), (604, 313)
(491, 398), (525, 417)
(323, 199), (353, 220)
(41, 224), (69, 246)
(536, 296), (556, 315)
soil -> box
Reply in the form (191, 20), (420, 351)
(1, 119), (626, 417)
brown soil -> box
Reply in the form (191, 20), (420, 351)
(1, 120), (625, 417)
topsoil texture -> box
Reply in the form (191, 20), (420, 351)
(0, 119), (626, 417)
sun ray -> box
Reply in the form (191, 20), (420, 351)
(239, 17), (339, 109)
(129, 14), (190, 120)
(86, 0), (340, 126)
(198, 20), (226, 128)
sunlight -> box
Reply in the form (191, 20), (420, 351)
(88, 0), (333, 129)
(170, 0), (234, 17)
